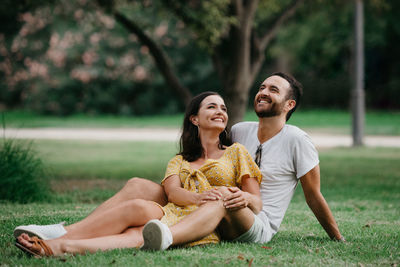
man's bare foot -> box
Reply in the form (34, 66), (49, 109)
(17, 233), (63, 257)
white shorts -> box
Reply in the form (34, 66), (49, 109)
(232, 213), (273, 244)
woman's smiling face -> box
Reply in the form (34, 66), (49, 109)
(191, 95), (228, 132)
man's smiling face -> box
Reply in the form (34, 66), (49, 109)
(254, 75), (291, 118)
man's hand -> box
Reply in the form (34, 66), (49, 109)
(335, 236), (346, 242)
(195, 188), (223, 206)
(223, 187), (250, 211)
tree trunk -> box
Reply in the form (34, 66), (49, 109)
(224, 78), (252, 128)
(352, 0), (365, 146)
(213, 0), (304, 128)
(213, 1), (257, 127)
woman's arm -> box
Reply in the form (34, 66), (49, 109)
(163, 175), (222, 206)
(223, 176), (262, 214)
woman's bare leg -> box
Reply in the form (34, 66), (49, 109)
(64, 178), (166, 233)
(17, 227), (144, 256)
(13, 178), (165, 240)
(170, 200), (226, 244)
(60, 227), (145, 254)
(16, 199), (164, 256)
(170, 187), (255, 245)
(63, 199), (163, 240)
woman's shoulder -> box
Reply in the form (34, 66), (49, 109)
(226, 142), (248, 153)
(168, 154), (184, 164)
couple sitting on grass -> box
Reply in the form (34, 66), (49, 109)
(14, 72), (345, 258)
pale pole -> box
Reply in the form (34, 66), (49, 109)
(352, 0), (365, 146)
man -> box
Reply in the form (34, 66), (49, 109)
(15, 72), (344, 247)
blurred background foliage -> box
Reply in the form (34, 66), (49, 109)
(0, 0), (399, 117)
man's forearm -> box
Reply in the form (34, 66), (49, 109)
(300, 166), (344, 241)
(306, 193), (342, 240)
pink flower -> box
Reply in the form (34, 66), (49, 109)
(82, 50), (98, 66)
(71, 68), (92, 83)
(155, 23), (168, 38)
(133, 66), (147, 81)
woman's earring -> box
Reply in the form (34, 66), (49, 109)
(197, 125), (200, 138)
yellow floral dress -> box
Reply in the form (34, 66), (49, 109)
(160, 142), (262, 246)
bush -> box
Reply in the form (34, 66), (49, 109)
(0, 138), (51, 203)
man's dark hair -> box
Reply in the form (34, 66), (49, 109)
(271, 72), (303, 121)
(179, 91), (232, 162)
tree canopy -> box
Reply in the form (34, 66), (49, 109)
(1, 0), (399, 120)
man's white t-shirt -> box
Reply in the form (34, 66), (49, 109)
(231, 122), (319, 242)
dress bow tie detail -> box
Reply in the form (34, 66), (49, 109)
(182, 168), (212, 193)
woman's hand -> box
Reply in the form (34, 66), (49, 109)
(195, 188), (223, 206)
(223, 187), (250, 211)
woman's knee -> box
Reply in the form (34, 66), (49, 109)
(124, 177), (145, 191)
(122, 199), (148, 212)
(122, 177), (167, 205)
(123, 199), (163, 221)
(216, 186), (231, 198)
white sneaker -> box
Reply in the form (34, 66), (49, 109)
(13, 222), (67, 240)
(141, 219), (173, 251)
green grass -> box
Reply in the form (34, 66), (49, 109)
(1, 144), (399, 266)
(3, 109), (400, 135)
(3, 110), (184, 128)
(35, 140), (178, 181)
(34, 140), (178, 203)
(0, 138), (51, 203)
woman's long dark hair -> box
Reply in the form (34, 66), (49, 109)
(179, 91), (232, 162)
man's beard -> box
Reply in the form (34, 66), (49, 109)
(255, 101), (284, 118)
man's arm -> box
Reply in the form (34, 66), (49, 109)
(300, 165), (344, 241)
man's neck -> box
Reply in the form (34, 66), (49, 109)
(257, 115), (286, 144)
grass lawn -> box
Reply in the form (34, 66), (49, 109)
(3, 109), (400, 135)
(3, 110), (184, 128)
(0, 141), (399, 266)
(35, 140), (178, 203)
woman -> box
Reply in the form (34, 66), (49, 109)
(15, 91), (262, 257)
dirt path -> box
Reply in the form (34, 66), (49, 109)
(4, 127), (400, 148)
